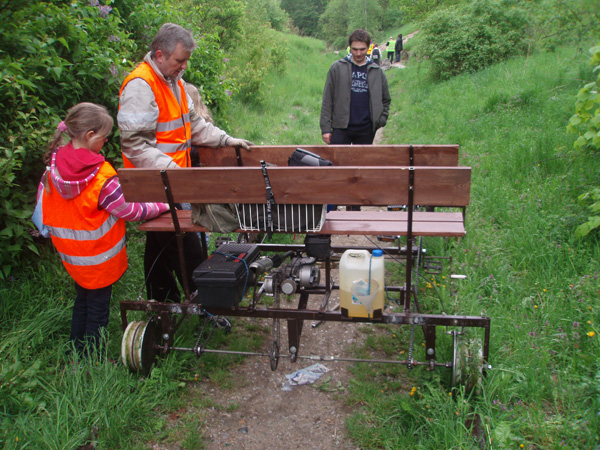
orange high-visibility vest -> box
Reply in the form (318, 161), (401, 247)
(43, 162), (128, 289)
(120, 62), (192, 168)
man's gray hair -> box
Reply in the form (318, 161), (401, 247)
(150, 23), (197, 58)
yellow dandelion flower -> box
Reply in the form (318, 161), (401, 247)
(534, 305), (538, 309)
(520, 445), (525, 449)
(543, 289), (547, 292)
(587, 331), (596, 337)
(588, 320), (592, 325)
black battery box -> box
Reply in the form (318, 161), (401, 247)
(192, 243), (260, 307)
(304, 234), (331, 259)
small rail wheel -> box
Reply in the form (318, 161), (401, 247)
(269, 340), (280, 371)
(451, 331), (483, 395)
(121, 320), (159, 375)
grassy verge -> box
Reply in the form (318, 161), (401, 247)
(341, 43), (600, 448)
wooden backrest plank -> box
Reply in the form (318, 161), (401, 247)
(196, 144), (459, 167)
(118, 166), (471, 207)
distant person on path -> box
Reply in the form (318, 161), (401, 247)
(320, 28), (391, 146)
(395, 34), (403, 63)
(38, 103), (169, 357)
(371, 43), (382, 65)
(386, 36), (395, 62)
(118, 23), (252, 302)
(367, 42), (374, 56)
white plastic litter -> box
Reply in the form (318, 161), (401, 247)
(282, 363), (329, 391)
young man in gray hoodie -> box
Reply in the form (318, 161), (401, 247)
(320, 29), (391, 145)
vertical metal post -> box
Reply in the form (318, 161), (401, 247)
(160, 170), (191, 302)
(404, 167), (415, 312)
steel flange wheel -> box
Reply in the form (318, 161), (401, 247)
(451, 331), (484, 395)
(121, 320), (159, 375)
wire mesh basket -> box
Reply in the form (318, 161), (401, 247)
(235, 203), (327, 233)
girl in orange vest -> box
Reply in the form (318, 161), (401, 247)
(38, 103), (170, 357)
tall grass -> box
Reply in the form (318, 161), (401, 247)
(227, 33), (339, 145)
(340, 44), (600, 448)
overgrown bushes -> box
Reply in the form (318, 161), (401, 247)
(0, 0), (133, 278)
(568, 44), (600, 237)
(0, 0), (287, 278)
(418, 0), (528, 80)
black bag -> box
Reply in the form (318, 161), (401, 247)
(191, 203), (239, 233)
(288, 148), (332, 167)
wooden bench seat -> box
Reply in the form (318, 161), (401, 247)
(137, 209), (466, 237)
(118, 144), (471, 240)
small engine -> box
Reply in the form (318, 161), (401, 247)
(259, 256), (320, 295)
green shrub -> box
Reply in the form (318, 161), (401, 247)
(0, 1), (134, 278)
(418, 0), (528, 80)
(0, 0), (244, 277)
(567, 44), (600, 237)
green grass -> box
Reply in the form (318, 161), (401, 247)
(2, 25), (600, 450)
(344, 43), (600, 448)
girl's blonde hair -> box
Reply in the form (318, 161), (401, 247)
(185, 83), (213, 124)
(44, 102), (113, 165)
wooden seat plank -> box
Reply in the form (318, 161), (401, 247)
(118, 166), (471, 207)
(137, 210), (466, 237)
(196, 144), (459, 168)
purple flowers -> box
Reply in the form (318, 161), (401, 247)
(89, 0), (112, 18)
(98, 5), (112, 18)
(109, 64), (119, 78)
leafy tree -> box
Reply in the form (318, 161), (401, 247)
(318, 0), (351, 48)
(390, 0), (461, 23)
(281, 0), (328, 36)
(418, 0), (528, 80)
(252, 0), (291, 32)
(318, 0), (402, 48)
(567, 45), (600, 237)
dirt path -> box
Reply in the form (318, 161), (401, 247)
(169, 31), (421, 449)
(194, 234), (389, 450)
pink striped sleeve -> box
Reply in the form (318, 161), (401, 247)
(99, 177), (169, 221)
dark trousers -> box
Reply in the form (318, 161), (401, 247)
(331, 127), (375, 145)
(395, 52), (402, 63)
(71, 282), (112, 356)
(387, 52), (394, 62)
(331, 127), (374, 210)
(144, 230), (203, 302)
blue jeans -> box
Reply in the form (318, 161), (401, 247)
(70, 282), (112, 356)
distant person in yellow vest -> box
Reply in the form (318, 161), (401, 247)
(367, 42), (374, 56)
(38, 103), (169, 356)
(118, 23), (252, 302)
(386, 36), (395, 62)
